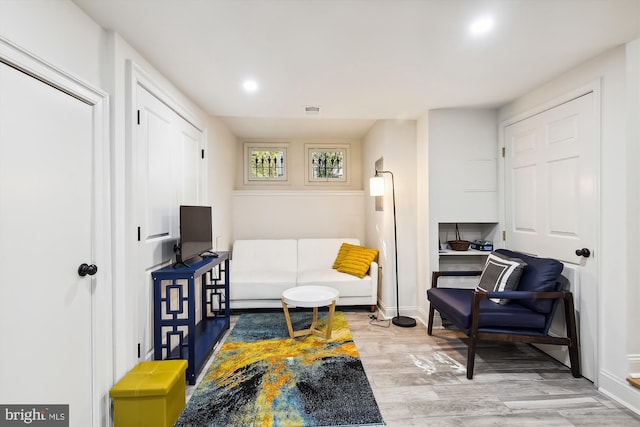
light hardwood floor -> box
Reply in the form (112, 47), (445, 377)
(188, 309), (640, 426)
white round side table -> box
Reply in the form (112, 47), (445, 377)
(281, 286), (339, 339)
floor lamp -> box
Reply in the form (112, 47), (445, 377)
(370, 170), (417, 328)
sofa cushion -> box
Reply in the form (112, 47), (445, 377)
(231, 239), (298, 273)
(427, 288), (547, 333)
(297, 269), (372, 297)
(230, 272), (296, 300)
(476, 252), (526, 304)
(494, 249), (563, 313)
(298, 238), (360, 272)
(230, 239), (298, 301)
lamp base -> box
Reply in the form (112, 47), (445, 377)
(392, 315), (416, 328)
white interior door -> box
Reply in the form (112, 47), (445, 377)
(0, 63), (94, 424)
(134, 84), (204, 359)
(504, 92), (598, 382)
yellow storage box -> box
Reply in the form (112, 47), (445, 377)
(109, 360), (188, 427)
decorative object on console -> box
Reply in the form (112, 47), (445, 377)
(471, 239), (494, 251)
(447, 223), (472, 251)
(370, 169), (417, 328)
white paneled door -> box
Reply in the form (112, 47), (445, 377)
(0, 63), (95, 423)
(504, 92), (598, 382)
(134, 83), (204, 359)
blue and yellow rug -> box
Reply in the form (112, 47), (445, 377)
(175, 311), (385, 427)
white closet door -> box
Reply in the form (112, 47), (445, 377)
(134, 84), (204, 358)
(504, 92), (598, 381)
(0, 63), (94, 425)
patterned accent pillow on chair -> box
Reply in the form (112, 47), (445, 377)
(476, 251), (527, 304)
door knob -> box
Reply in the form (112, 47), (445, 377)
(575, 248), (591, 258)
(78, 263), (98, 277)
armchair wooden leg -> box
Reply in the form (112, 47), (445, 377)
(467, 334), (478, 380)
(427, 306), (435, 335)
(564, 293), (582, 378)
(467, 291), (482, 379)
(467, 335), (478, 380)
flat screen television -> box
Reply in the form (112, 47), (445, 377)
(176, 205), (213, 265)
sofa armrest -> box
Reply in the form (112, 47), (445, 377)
(369, 260), (379, 281)
(431, 270), (482, 289)
(369, 260), (379, 302)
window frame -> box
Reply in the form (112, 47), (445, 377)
(305, 144), (350, 185)
(243, 142), (289, 184)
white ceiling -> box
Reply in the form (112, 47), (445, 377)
(72, 0), (640, 139)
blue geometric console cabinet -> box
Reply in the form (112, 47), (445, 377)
(152, 253), (230, 385)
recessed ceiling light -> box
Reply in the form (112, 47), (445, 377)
(242, 79), (258, 92)
(469, 15), (494, 36)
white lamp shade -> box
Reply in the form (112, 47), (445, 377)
(370, 176), (385, 196)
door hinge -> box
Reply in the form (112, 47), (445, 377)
(502, 147), (505, 158)
(137, 226), (141, 242)
(137, 110), (141, 125)
(137, 343), (141, 358)
(201, 149), (205, 159)
(502, 230), (506, 240)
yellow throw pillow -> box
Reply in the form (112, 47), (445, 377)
(332, 243), (356, 269)
(337, 246), (379, 278)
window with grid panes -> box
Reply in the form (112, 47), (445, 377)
(306, 145), (348, 183)
(244, 143), (288, 183)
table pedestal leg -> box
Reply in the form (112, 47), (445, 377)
(281, 298), (295, 338)
(281, 299), (337, 339)
(324, 300), (336, 339)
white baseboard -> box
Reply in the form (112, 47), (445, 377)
(599, 369), (640, 416)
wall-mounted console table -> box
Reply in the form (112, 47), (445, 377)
(152, 252), (230, 385)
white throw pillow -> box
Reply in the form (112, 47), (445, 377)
(476, 252), (527, 304)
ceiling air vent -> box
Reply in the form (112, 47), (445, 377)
(304, 106), (321, 116)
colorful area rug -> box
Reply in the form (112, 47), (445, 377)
(175, 311), (385, 427)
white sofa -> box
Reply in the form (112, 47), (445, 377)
(229, 238), (378, 310)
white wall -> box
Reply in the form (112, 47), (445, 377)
(500, 43), (640, 414)
(232, 190), (365, 242)
(363, 120), (418, 318)
(428, 109), (499, 223)
(625, 37), (640, 387)
(207, 115), (238, 251)
(416, 114), (431, 320)
(0, 0), (103, 88)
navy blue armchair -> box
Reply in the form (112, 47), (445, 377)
(427, 249), (580, 379)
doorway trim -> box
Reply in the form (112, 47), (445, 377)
(0, 36), (112, 425)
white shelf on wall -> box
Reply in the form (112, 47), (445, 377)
(438, 249), (492, 256)
(436, 222), (499, 281)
